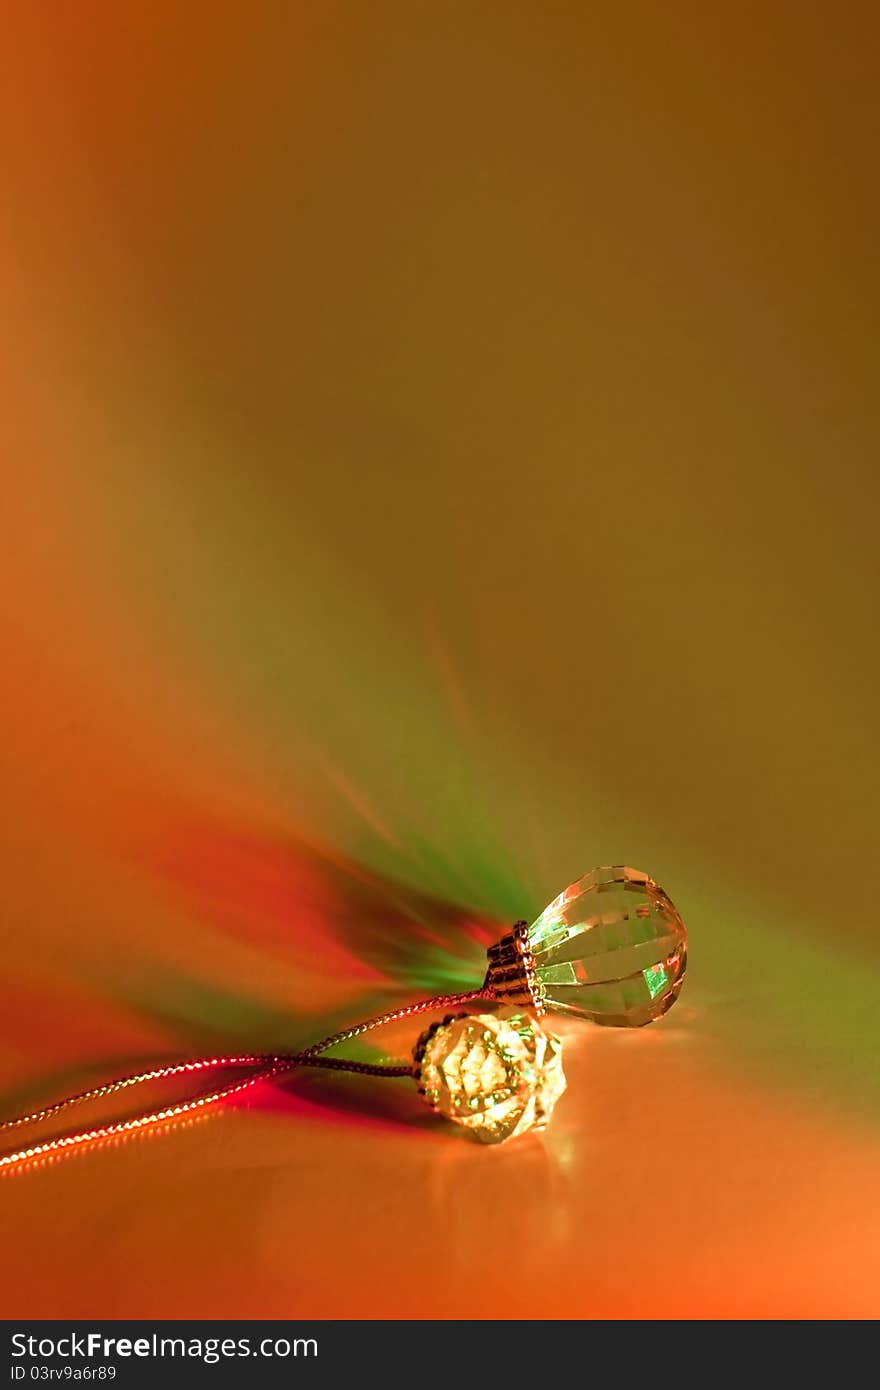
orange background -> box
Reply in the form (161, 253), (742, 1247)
(1, 3), (879, 1318)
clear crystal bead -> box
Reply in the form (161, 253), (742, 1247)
(414, 1010), (566, 1143)
(528, 865), (687, 1026)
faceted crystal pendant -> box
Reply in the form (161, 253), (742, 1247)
(485, 865), (687, 1027)
(413, 1010), (566, 1144)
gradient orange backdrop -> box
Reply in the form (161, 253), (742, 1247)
(1, 3), (879, 1318)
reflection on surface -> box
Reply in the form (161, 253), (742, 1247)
(427, 1132), (571, 1253)
(0, 1112), (218, 1181)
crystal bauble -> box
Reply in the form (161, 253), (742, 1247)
(413, 1010), (566, 1144)
(485, 865), (687, 1027)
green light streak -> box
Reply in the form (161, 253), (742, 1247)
(644, 963), (668, 999)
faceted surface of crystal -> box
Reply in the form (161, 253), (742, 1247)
(528, 865), (687, 1026)
(415, 1011), (565, 1144)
